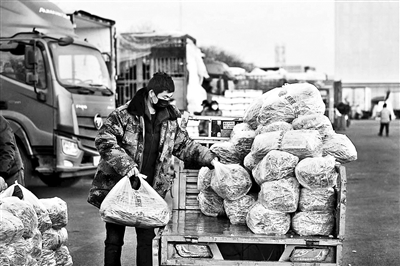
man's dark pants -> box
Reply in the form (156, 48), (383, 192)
(105, 222), (155, 266)
(379, 122), (389, 136)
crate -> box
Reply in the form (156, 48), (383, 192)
(154, 165), (346, 266)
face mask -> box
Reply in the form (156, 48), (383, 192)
(211, 105), (218, 110)
(152, 94), (170, 109)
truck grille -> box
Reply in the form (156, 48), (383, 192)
(77, 116), (98, 150)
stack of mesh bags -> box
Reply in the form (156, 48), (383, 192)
(0, 183), (73, 266)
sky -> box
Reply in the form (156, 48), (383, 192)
(51, 0), (335, 75)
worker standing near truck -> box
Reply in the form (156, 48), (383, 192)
(87, 72), (218, 266)
(0, 115), (24, 187)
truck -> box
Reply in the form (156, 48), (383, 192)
(0, 0), (116, 186)
(153, 116), (347, 266)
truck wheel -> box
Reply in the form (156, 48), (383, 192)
(38, 175), (82, 187)
(17, 140), (35, 187)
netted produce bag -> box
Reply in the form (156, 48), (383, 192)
(299, 188), (336, 212)
(292, 211), (335, 236)
(0, 209), (24, 244)
(280, 130), (323, 159)
(210, 141), (242, 164)
(0, 196), (38, 239)
(243, 92), (270, 129)
(292, 114), (334, 138)
(210, 162), (252, 201)
(0, 176), (7, 192)
(40, 197), (68, 229)
(55, 245), (73, 266)
(100, 176), (171, 228)
(243, 153), (258, 171)
(39, 249), (56, 266)
(259, 177), (300, 213)
(229, 123), (256, 159)
(255, 121), (293, 135)
(197, 167), (214, 192)
(295, 155), (338, 189)
(246, 202), (290, 235)
(322, 133), (357, 164)
(223, 194), (257, 225)
(252, 150), (299, 185)
(198, 189), (225, 217)
(42, 228), (68, 251)
(0, 184), (52, 232)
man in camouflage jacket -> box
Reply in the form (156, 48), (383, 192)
(88, 72), (216, 266)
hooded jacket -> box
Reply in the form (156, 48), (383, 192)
(88, 89), (215, 208)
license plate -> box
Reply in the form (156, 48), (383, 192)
(93, 156), (100, 166)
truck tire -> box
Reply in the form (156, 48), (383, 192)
(39, 175), (82, 187)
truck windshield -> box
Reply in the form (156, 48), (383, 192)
(49, 42), (112, 94)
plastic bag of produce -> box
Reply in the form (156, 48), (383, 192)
(292, 114), (334, 138)
(295, 155), (338, 189)
(0, 196), (38, 238)
(197, 167), (214, 192)
(299, 188), (336, 212)
(26, 229), (42, 259)
(252, 150), (299, 185)
(210, 141), (242, 164)
(40, 197), (68, 229)
(229, 123), (256, 159)
(198, 189), (225, 217)
(258, 83), (325, 125)
(292, 211), (334, 236)
(259, 177), (300, 213)
(246, 202), (290, 235)
(243, 92), (270, 129)
(243, 153), (258, 171)
(223, 194), (257, 225)
(0, 244), (16, 264)
(26, 255), (38, 266)
(322, 133), (357, 164)
(250, 131), (284, 162)
(42, 227), (68, 251)
(0, 184), (52, 232)
(255, 121), (293, 135)
(211, 162), (252, 201)
(0, 209), (24, 244)
(9, 238), (28, 266)
(55, 245), (73, 266)
(280, 130), (323, 159)
(0, 176), (7, 192)
(39, 249), (56, 266)
(100, 175), (170, 228)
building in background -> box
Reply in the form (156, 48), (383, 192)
(334, 1), (399, 117)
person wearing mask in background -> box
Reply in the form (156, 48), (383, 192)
(87, 72), (218, 266)
(378, 103), (392, 137)
(198, 100), (223, 136)
(0, 115), (25, 187)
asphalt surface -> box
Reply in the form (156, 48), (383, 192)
(28, 119), (400, 266)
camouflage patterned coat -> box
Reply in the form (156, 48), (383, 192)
(87, 94), (215, 208)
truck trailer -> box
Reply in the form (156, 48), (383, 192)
(0, 0), (116, 186)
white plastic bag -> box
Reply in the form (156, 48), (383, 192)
(100, 175), (171, 228)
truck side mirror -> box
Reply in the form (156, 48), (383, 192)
(24, 46), (36, 70)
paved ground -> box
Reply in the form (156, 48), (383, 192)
(28, 119), (399, 266)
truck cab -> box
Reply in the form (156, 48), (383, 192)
(0, 0), (115, 186)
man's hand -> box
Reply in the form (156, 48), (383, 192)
(126, 167), (139, 178)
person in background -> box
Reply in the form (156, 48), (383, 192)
(194, 99), (210, 115)
(87, 72), (218, 266)
(0, 115), (25, 187)
(198, 100), (223, 136)
(378, 103), (391, 137)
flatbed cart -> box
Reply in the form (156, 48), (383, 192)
(152, 116), (346, 266)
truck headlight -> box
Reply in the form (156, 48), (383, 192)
(61, 139), (80, 156)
